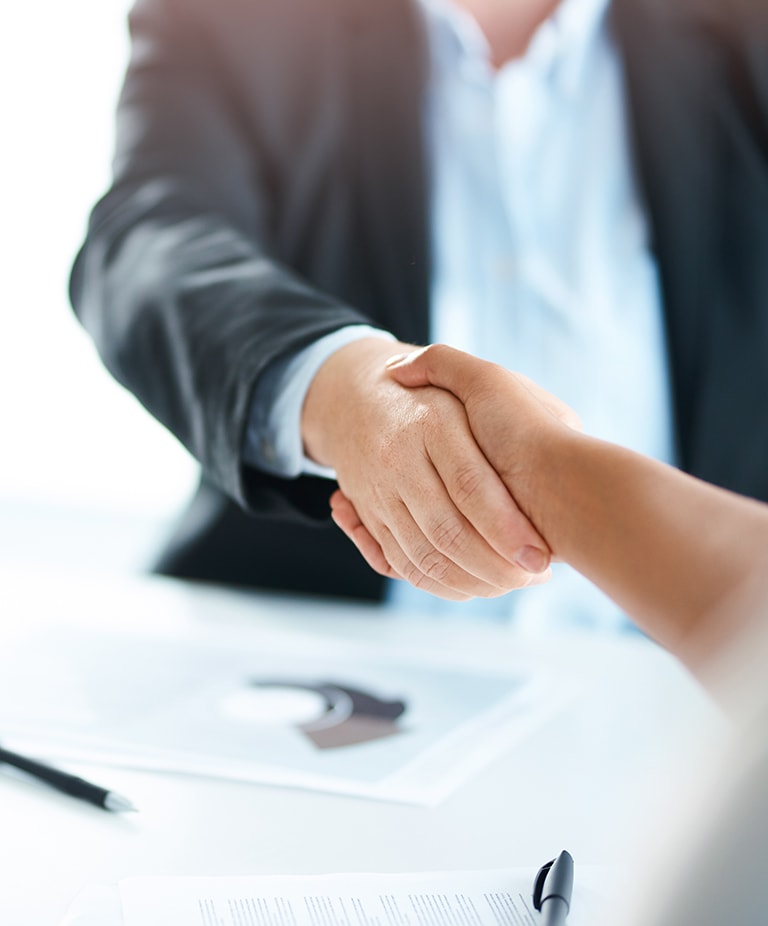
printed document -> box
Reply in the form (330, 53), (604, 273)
(0, 623), (572, 804)
(119, 869), (604, 926)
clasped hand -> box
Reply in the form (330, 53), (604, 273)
(302, 340), (577, 600)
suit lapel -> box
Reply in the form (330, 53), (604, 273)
(614, 0), (768, 494)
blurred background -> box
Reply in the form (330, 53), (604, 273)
(1, 0), (198, 574)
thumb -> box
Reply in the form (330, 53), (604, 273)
(385, 343), (479, 395)
(386, 345), (582, 433)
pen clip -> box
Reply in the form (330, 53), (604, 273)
(532, 859), (555, 911)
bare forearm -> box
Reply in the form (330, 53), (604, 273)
(382, 343), (768, 675)
(528, 429), (768, 669)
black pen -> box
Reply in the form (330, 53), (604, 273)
(0, 744), (137, 812)
(533, 850), (574, 925)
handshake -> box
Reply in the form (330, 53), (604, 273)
(303, 342), (768, 675)
(327, 344), (579, 600)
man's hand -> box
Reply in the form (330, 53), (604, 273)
(382, 345), (580, 534)
(327, 343), (581, 579)
(302, 339), (552, 600)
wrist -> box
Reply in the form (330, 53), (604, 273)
(516, 423), (582, 561)
(301, 337), (416, 467)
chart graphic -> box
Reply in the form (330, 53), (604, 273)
(250, 679), (407, 749)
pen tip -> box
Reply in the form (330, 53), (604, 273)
(104, 792), (138, 813)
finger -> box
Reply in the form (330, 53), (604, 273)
(397, 460), (551, 589)
(338, 484), (499, 600)
(386, 516), (552, 598)
(385, 347), (562, 574)
(330, 490), (401, 580)
(332, 489), (493, 599)
(521, 567), (553, 587)
(385, 344), (473, 390)
(373, 523), (480, 601)
(383, 494), (517, 598)
(420, 423), (552, 577)
(333, 488), (552, 597)
(333, 487), (489, 600)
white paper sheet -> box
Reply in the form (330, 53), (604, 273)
(59, 884), (123, 926)
(0, 623), (573, 804)
(119, 869), (605, 926)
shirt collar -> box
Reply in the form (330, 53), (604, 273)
(547, 0), (613, 96)
(419, 0), (613, 96)
(419, 0), (493, 83)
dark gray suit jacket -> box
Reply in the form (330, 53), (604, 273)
(70, 0), (768, 599)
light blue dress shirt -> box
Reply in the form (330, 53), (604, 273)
(244, 0), (675, 627)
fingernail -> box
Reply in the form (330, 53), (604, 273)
(514, 546), (549, 574)
(384, 353), (412, 369)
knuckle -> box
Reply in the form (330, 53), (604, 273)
(429, 514), (466, 557)
(414, 544), (451, 584)
(451, 462), (486, 507)
(400, 559), (428, 588)
(377, 534), (404, 570)
(423, 343), (449, 366)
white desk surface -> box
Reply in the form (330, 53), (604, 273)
(0, 567), (720, 926)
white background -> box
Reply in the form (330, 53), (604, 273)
(0, 0), (198, 571)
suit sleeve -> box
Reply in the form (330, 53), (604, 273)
(69, 0), (373, 519)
